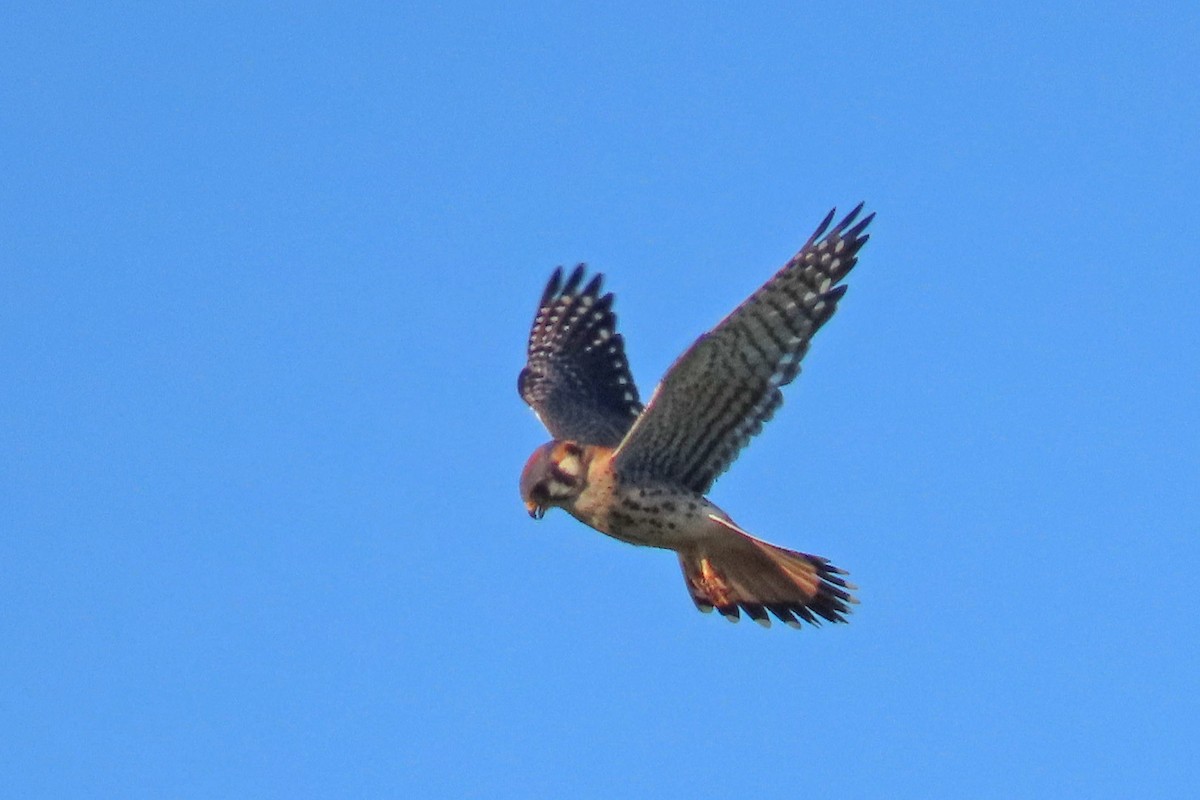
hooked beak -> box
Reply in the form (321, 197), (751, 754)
(525, 501), (545, 520)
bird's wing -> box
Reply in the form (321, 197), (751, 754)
(612, 205), (873, 492)
(518, 265), (643, 446)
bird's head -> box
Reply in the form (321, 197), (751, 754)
(520, 441), (587, 519)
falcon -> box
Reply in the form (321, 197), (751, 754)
(517, 205), (873, 628)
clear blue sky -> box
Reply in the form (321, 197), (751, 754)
(3, 3), (1198, 798)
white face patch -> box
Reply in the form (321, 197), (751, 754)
(548, 479), (579, 500)
(556, 453), (581, 478)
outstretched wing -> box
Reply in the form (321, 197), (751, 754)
(612, 205), (874, 493)
(518, 265), (643, 446)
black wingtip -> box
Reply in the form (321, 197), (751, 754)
(809, 207), (838, 244)
(562, 264), (586, 295)
(846, 211), (875, 242)
(583, 272), (604, 298)
(539, 267), (564, 307)
(836, 201), (866, 231)
(540, 264), (605, 306)
(822, 284), (849, 302)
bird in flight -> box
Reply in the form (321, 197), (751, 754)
(518, 205), (873, 628)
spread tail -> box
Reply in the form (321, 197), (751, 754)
(678, 515), (857, 628)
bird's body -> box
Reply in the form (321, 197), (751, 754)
(527, 441), (717, 550)
(517, 205), (874, 628)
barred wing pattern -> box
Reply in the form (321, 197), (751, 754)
(612, 205), (874, 493)
(518, 265), (643, 447)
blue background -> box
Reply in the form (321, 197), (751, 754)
(4, 3), (1198, 797)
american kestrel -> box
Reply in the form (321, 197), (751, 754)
(518, 205), (873, 628)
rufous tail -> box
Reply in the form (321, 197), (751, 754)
(678, 516), (857, 628)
